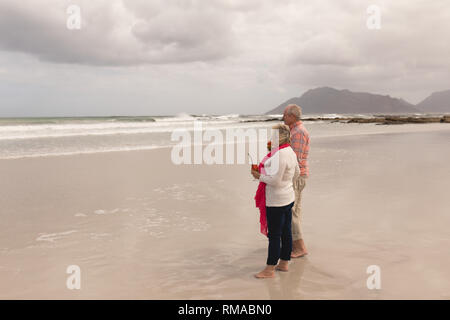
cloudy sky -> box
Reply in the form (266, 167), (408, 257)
(0, 0), (449, 116)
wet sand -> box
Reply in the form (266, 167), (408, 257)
(1, 123), (450, 299)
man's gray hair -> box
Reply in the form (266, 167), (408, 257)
(285, 104), (302, 120)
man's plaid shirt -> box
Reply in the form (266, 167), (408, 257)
(290, 121), (310, 177)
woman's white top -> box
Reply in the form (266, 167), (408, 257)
(259, 147), (300, 207)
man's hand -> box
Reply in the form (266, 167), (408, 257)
(251, 169), (260, 179)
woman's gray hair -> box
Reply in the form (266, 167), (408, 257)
(286, 104), (302, 120)
(272, 123), (291, 145)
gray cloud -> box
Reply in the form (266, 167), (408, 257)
(0, 0), (238, 65)
(276, 0), (450, 102)
(0, 0), (449, 116)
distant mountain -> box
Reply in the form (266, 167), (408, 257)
(416, 90), (450, 113)
(266, 87), (419, 115)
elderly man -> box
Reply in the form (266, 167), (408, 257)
(282, 104), (310, 258)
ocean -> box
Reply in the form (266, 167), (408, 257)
(0, 113), (446, 159)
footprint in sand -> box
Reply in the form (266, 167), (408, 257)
(93, 208), (124, 215)
(36, 230), (77, 242)
(74, 213), (87, 217)
(89, 233), (112, 240)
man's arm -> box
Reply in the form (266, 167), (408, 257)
(293, 155), (300, 180)
(291, 129), (309, 173)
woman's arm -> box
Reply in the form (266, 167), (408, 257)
(259, 153), (287, 187)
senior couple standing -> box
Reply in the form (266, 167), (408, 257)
(251, 104), (310, 279)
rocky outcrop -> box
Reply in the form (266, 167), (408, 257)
(329, 115), (449, 125)
(241, 115), (450, 125)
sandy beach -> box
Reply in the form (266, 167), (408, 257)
(1, 122), (450, 299)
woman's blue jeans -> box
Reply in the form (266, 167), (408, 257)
(266, 202), (294, 265)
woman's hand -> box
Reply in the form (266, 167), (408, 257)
(251, 169), (260, 180)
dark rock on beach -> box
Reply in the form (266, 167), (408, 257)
(312, 115), (450, 125)
(240, 117), (282, 123)
(441, 115), (450, 123)
(243, 115), (449, 125)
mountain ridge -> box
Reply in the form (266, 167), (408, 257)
(266, 87), (449, 114)
(416, 89), (450, 113)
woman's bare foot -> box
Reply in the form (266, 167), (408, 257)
(255, 266), (276, 279)
(275, 260), (289, 272)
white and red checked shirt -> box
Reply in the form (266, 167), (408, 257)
(289, 121), (310, 177)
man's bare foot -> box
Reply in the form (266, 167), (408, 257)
(275, 260), (289, 272)
(291, 250), (308, 258)
(292, 239), (308, 258)
(255, 266), (276, 279)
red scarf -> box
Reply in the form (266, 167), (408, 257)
(254, 143), (291, 236)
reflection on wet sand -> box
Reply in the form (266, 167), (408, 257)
(0, 124), (449, 299)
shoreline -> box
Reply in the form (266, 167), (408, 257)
(1, 122), (449, 161)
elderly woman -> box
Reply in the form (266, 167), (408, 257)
(251, 124), (300, 278)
